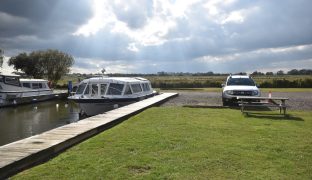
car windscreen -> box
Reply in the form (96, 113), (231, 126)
(227, 78), (255, 86)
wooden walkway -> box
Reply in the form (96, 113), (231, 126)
(0, 93), (178, 179)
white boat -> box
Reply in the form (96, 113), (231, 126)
(68, 76), (157, 116)
(0, 73), (59, 107)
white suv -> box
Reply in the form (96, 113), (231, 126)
(222, 75), (260, 106)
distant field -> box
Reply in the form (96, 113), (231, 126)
(160, 88), (312, 93)
(146, 75), (312, 88)
(58, 75), (312, 89)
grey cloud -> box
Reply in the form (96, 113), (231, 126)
(224, 0), (312, 51)
(0, 0), (92, 38)
(112, 0), (153, 29)
(1, 0), (312, 73)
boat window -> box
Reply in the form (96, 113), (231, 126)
(131, 84), (142, 93)
(22, 83), (31, 88)
(142, 83), (150, 91)
(91, 84), (99, 96)
(41, 83), (47, 88)
(5, 77), (20, 86)
(124, 85), (132, 95)
(32, 83), (40, 89)
(84, 85), (90, 95)
(76, 83), (87, 94)
(107, 83), (124, 95)
(100, 84), (107, 95)
(39, 83), (43, 88)
(0, 76), (3, 82)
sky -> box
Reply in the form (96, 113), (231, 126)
(0, 0), (312, 74)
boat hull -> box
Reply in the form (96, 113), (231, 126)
(0, 93), (67, 107)
(72, 93), (156, 116)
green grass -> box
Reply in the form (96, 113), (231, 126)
(13, 107), (312, 179)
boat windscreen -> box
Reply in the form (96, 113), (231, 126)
(107, 83), (124, 95)
(142, 83), (150, 91)
(76, 83), (87, 94)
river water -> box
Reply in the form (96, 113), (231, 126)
(0, 100), (80, 146)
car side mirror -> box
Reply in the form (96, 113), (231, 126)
(221, 84), (225, 88)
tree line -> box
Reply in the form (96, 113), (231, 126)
(72, 69), (312, 77)
(151, 78), (312, 89)
(6, 49), (74, 85)
(251, 69), (312, 76)
(155, 70), (312, 76)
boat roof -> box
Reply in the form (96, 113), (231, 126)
(81, 77), (150, 84)
(0, 73), (20, 77)
(20, 79), (48, 82)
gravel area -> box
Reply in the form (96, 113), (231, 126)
(162, 91), (312, 111)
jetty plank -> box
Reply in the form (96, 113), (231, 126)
(0, 93), (178, 179)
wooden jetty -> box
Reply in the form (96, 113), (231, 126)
(0, 92), (178, 179)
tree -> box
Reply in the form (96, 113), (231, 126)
(8, 52), (44, 78)
(251, 71), (264, 76)
(266, 72), (274, 75)
(0, 49), (3, 68)
(276, 70), (284, 75)
(287, 69), (299, 75)
(8, 49), (74, 84)
(40, 49), (74, 84)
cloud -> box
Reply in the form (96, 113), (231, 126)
(1, 0), (312, 73)
(195, 44), (312, 73)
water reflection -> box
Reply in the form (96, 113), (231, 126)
(0, 100), (80, 146)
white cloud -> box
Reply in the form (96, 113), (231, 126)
(73, 0), (201, 48)
(0, 56), (15, 74)
(127, 43), (139, 52)
(73, 57), (139, 74)
(196, 44), (312, 63)
(73, 0), (115, 37)
(221, 11), (244, 24)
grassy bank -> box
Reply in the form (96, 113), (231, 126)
(14, 107), (312, 179)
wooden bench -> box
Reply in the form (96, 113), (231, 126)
(236, 96), (289, 115)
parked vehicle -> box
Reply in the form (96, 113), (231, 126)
(222, 75), (261, 106)
(68, 76), (157, 116)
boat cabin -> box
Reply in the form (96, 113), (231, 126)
(0, 74), (51, 91)
(73, 77), (153, 98)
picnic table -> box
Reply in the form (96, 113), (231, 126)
(236, 96), (289, 115)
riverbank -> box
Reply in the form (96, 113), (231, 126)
(13, 107), (312, 179)
(1, 93), (178, 179)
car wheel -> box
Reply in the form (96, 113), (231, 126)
(222, 98), (228, 106)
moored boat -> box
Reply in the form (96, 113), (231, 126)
(68, 76), (157, 116)
(0, 73), (62, 107)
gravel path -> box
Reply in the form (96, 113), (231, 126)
(162, 91), (312, 111)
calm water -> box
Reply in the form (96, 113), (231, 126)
(0, 100), (80, 146)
